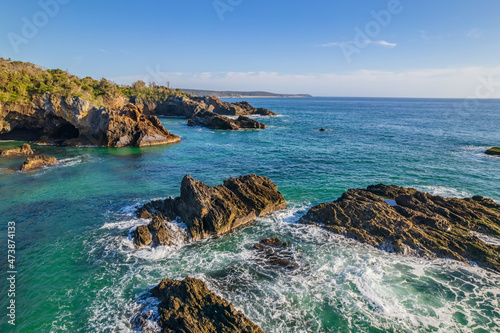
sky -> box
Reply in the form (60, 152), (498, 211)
(1, 0), (500, 98)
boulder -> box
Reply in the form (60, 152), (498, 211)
(19, 155), (57, 171)
(0, 143), (34, 156)
(137, 174), (286, 242)
(300, 184), (500, 272)
(486, 147), (500, 156)
(151, 277), (263, 333)
(133, 214), (188, 248)
(187, 111), (266, 130)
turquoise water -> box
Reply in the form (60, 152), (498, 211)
(1, 97), (499, 332)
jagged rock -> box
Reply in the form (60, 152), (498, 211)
(139, 95), (277, 118)
(0, 143), (34, 156)
(300, 184), (500, 272)
(136, 174), (286, 242)
(133, 214), (188, 248)
(19, 155), (57, 171)
(151, 277), (263, 333)
(486, 147), (500, 156)
(0, 94), (180, 147)
(133, 225), (152, 248)
(187, 111), (266, 130)
(252, 238), (298, 269)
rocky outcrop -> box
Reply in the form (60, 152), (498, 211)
(151, 277), (263, 333)
(139, 96), (276, 118)
(133, 214), (188, 248)
(19, 155), (57, 171)
(187, 111), (266, 130)
(0, 143), (34, 156)
(136, 174), (287, 244)
(486, 147), (500, 156)
(300, 184), (500, 272)
(252, 238), (298, 269)
(0, 94), (180, 147)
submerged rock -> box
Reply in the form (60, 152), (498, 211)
(0, 143), (34, 156)
(300, 184), (500, 272)
(151, 277), (263, 333)
(486, 147), (500, 156)
(252, 238), (298, 269)
(187, 111), (266, 130)
(136, 174), (286, 243)
(19, 155), (57, 171)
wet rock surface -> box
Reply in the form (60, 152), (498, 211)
(19, 155), (57, 171)
(0, 143), (34, 156)
(133, 214), (188, 248)
(151, 277), (264, 333)
(300, 184), (500, 272)
(252, 238), (298, 269)
(486, 147), (500, 156)
(136, 174), (287, 243)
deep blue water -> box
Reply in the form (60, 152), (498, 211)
(0, 97), (499, 332)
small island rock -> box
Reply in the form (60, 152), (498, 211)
(19, 155), (57, 171)
(1, 143), (34, 156)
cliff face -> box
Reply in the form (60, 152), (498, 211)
(0, 93), (180, 147)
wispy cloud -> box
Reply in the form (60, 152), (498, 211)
(466, 28), (483, 38)
(418, 30), (443, 40)
(320, 40), (397, 48)
(110, 66), (500, 98)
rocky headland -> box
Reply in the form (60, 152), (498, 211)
(135, 174), (287, 247)
(300, 184), (500, 272)
(149, 277), (263, 333)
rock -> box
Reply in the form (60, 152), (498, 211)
(19, 155), (57, 171)
(0, 143), (34, 156)
(136, 174), (286, 242)
(319, 128), (326, 132)
(486, 147), (500, 156)
(252, 238), (298, 269)
(0, 94), (180, 147)
(151, 277), (263, 333)
(133, 214), (188, 248)
(300, 184), (500, 272)
(187, 111), (266, 130)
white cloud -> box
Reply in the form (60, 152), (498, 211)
(466, 28), (483, 38)
(110, 66), (500, 98)
(320, 40), (397, 48)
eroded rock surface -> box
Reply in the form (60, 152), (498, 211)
(19, 155), (57, 171)
(133, 214), (188, 248)
(0, 94), (180, 147)
(1, 143), (34, 156)
(187, 111), (266, 130)
(151, 277), (264, 333)
(136, 174), (287, 243)
(300, 184), (500, 272)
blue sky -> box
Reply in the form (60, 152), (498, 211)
(1, 0), (500, 97)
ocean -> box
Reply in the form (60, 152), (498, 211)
(1, 97), (499, 332)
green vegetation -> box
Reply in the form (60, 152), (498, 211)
(485, 147), (500, 156)
(0, 58), (190, 107)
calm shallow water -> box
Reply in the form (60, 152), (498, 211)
(0, 97), (499, 332)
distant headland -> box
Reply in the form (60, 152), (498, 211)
(180, 89), (312, 98)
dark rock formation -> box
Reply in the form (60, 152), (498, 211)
(133, 214), (188, 248)
(139, 96), (276, 118)
(0, 94), (180, 147)
(19, 155), (57, 171)
(486, 147), (500, 156)
(252, 238), (298, 269)
(0, 143), (34, 156)
(151, 277), (263, 333)
(187, 111), (266, 130)
(300, 184), (500, 272)
(136, 174), (287, 243)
